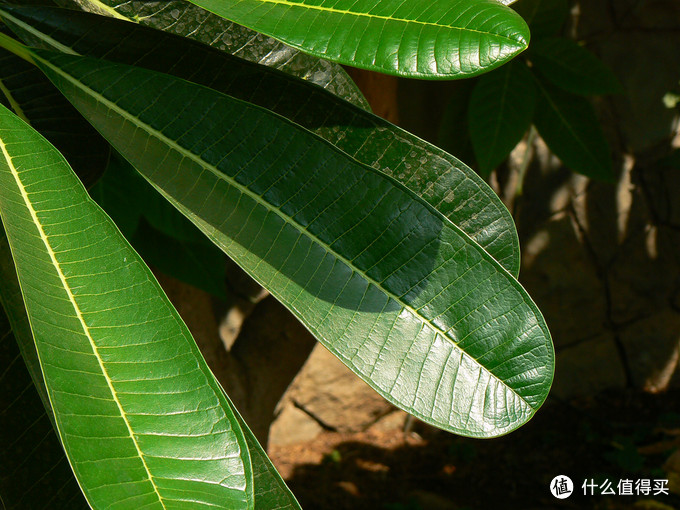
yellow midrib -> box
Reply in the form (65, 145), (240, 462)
(36, 53), (532, 412)
(0, 138), (167, 509)
(240, 0), (522, 42)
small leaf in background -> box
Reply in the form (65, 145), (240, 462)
(437, 80), (476, 167)
(512, 0), (569, 37)
(531, 37), (623, 96)
(469, 60), (537, 177)
(533, 77), (614, 181)
(180, 0), (530, 78)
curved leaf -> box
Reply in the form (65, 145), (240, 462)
(530, 37), (623, 96)
(22, 46), (554, 437)
(0, 103), (253, 509)
(533, 76), (613, 181)
(179, 0), (530, 78)
(57, 0), (370, 110)
(469, 59), (536, 176)
(0, 3), (521, 276)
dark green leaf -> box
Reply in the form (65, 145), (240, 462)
(469, 60), (536, 176)
(437, 80), (476, 167)
(533, 77), (613, 181)
(0, 103), (253, 509)
(0, 36), (108, 188)
(26, 46), (554, 437)
(180, 0), (530, 78)
(1, 3), (521, 276)
(531, 37), (623, 96)
(513, 0), (568, 37)
(56, 0), (370, 109)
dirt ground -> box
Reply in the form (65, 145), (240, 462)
(269, 391), (680, 510)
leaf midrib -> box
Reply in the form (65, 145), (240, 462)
(230, 0), (525, 44)
(35, 53), (534, 411)
(0, 136), (167, 509)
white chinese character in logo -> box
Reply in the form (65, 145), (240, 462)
(550, 476), (573, 499)
(618, 479), (633, 495)
(653, 479), (669, 496)
(583, 479), (597, 496)
(636, 479), (651, 496)
(600, 479), (616, 495)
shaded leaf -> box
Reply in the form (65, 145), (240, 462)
(1, 3), (521, 276)
(0, 103), (253, 509)
(0, 304), (88, 510)
(469, 59), (536, 176)
(533, 77), (613, 181)
(437, 80), (476, 167)
(512, 0), (568, 37)
(0, 30), (108, 187)
(56, 0), (370, 109)
(181, 0), (530, 78)
(530, 37), (623, 96)
(26, 46), (553, 437)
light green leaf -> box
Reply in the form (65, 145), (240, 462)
(0, 3), (521, 276)
(530, 37), (623, 96)
(56, 0), (370, 110)
(23, 46), (553, 437)
(1, 227), (300, 510)
(0, 104), (254, 509)
(469, 59), (536, 176)
(177, 0), (530, 78)
(533, 77), (613, 181)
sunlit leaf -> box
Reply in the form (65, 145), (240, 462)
(20, 45), (554, 437)
(0, 103), (254, 509)
(1, 3), (521, 276)
(179, 0), (530, 78)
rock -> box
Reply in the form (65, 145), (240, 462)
(268, 405), (323, 446)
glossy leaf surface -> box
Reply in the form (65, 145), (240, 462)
(0, 3), (521, 276)
(181, 0), (530, 78)
(530, 37), (623, 96)
(533, 77), (613, 181)
(57, 0), (369, 109)
(1, 228), (300, 510)
(469, 59), (536, 176)
(26, 47), (554, 437)
(0, 104), (253, 509)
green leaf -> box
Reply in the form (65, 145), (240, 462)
(533, 77), (613, 181)
(1, 228), (300, 510)
(437, 80), (476, 167)
(0, 104), (254, 509)
(530, 37), (623, 96)
(0, 3), (521, 276)
(0, 292), (88, 509)
(512, 0), (568, 37)
(56, 0), (370, 110)
(26, 46), (553, 437)
(178, 0), (530, 78)
(469, 60), (536, 176)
